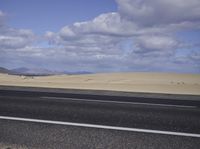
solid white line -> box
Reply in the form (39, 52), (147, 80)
(0, 116), (200, 138)
(41, 96), (196, 109)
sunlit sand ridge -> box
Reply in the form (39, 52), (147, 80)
(0, 72), (200, 95)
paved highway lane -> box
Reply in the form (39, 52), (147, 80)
(0, 87), (200, 134)
(0, 86), (200, 148)
(0, 119), (200, 149)
(0, 94), (200, 134)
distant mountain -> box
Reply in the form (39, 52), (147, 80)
(11, 67), (30, 73)
(0, 66), (92, 76)
(11, 67), (59, 75)
(63, 71), (93, 75)
(0, 67), (11, 74)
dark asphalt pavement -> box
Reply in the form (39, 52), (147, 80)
(0, 92), (200, 133)
(0, 119), (200, 149)
(0, 86), (200, 148)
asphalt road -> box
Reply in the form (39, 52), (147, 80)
(0, 86), (200, 148)
(1, 119), (200, 149)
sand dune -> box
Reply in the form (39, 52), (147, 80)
(0, 72), (200, 95)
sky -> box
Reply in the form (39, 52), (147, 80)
(0, 0), (200, 73)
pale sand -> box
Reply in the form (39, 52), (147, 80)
(0, 72), (200, 95)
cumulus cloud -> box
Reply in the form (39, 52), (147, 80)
(46, 12), (138, 45)
(1, 0), (200, 73)
(0, 12), (35, 50)
(42, 0), (200, 73)
(116, 0), (200, 26)
(55, 0), (200, 39)
(134, 35), (180, 55)
(0, 30), (34, 49)
(75, 12), (138, 36)
(0, 10), (38, 70)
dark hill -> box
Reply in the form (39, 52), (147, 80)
(0, 67), (11, 74)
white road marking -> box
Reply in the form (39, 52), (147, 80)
(41, 96), (197, 109)
(0, 116), (200, 138)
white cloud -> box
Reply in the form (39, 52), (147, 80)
(134, 35), (179, 53)
(46, 0), (200, 48)
(72, 12), (137, 36)
(57, 12), (138, 39)
(0, 19), (35, 49)
(41, 0), (200, 73)
(0, 32), (34, 49)
(116, 0), (200, 26)
(60, 26), (77, 39)
(1, 0), (200, 73)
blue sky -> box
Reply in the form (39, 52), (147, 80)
(1, 0), (116, 34)
(0, 0), (200, 73)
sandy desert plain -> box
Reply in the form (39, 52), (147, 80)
(0, 72), (200, 95)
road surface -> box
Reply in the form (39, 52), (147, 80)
(0, 86), (200, 148)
